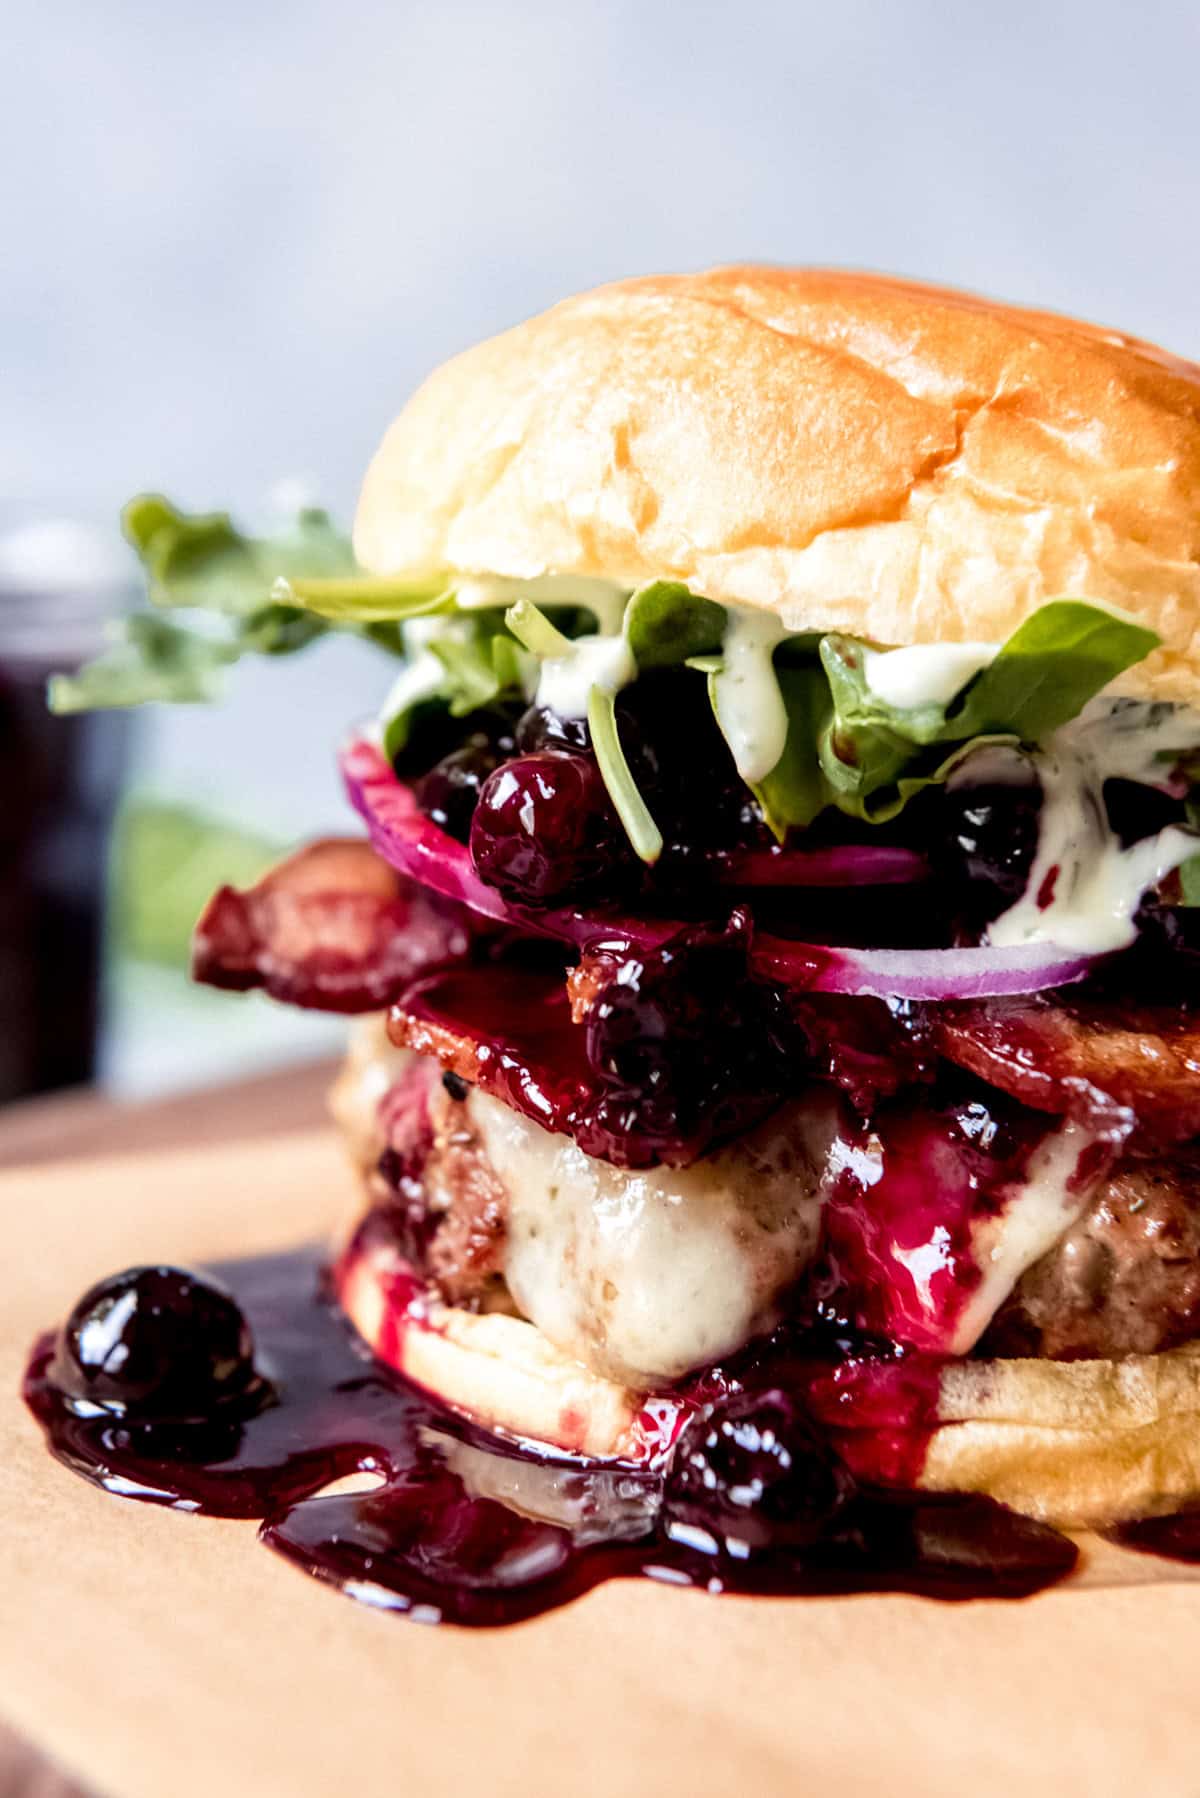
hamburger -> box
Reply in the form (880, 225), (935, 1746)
(44, 267), (1200, 1554)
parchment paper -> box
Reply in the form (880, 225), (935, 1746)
(4, 1094), (1200, 1798)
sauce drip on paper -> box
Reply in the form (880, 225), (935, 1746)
(24, 1249), (1082, 1625)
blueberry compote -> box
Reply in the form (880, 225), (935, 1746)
(394, 937), (789, 1169)
(469, 751), (634, 903)
(24, 1250), (1081, 1624)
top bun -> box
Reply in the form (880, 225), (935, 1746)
(354, 268), (1200, 699)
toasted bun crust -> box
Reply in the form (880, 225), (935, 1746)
(354, 267), (1200, 700)
(336, 1233), (647, 1460)
(920, 1342), (1200, 1527)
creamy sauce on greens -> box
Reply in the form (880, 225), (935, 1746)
(988, 699), (1200, 954)
(864, 642), (997, 710)
(712, 608), (789, 783)
(453, 574), (628, 636)
(535, 631), (636, 719)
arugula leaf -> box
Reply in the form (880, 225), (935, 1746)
(111, 797), (283, 967)
(750, 659), (833, 838)
(587, 686), (663, 863)
(238, 603), (330, 657)
(51, 494), (437, 715)
(502, 581), (717, 860)
(272, 575), (453, 622)
(380, 613), (530, 761)
(624, 581), (725, 669)
(817, 636), (925, 811)
(948, 601), (1160, 741)
(504, 598), (574, 659)
(507, 582), (1163, 851)
(431, 617), (528, 715)
(48, 614), (243, 712)
(813, 601), (1161, 820)
(1177, 791), (1200, 906)
(62, 498), (1170, 862)
(123, 494), (357, 614)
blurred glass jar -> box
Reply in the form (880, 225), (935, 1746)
(0, 516), (135, 1100)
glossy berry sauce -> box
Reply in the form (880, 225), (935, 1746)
(23, 1248), (1082, 1625)
(1109, 1512), (1200, 1562)
(393, 955), (786, 1170)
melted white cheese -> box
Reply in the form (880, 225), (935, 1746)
(467, 1089), (836, 1388)
(988, 699), (1200, 954)
(951, 1121), (1104, 1353)
(864, 641), (997, 710)
(712, 607), (788, 782)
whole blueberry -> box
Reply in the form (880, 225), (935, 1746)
(52, 1266), (259, 1418)
(583, 912), (792, 1154)
(931, 780), (1042, 921)
(469, 750), (632, 903)
(514, 703), (591, 755)
(665, 1387), (850, 1551)
(417, 734), (504, 842)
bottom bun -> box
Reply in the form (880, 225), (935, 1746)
(336, 1201), (1200, 1528)
(334, 1220), (672, 1461)
(918, 1347), (1200, 1527)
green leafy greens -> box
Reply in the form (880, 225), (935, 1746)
(52, 495), (1170, 866)
(380, 614), (530, 762)
(49, 494), (461, 715)
(587, 685), (663, 863)
(623, 580), (725, 668)
(802, 601), (1159, 825)
(618, 590), (1158, 853)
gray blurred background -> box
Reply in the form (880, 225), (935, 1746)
(4, 0), (1199, 1097)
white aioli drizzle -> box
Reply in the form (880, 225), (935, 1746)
(864, 641), (998, 710)
(535, 631), (636, 718)
(987, 699), (1200, 955)
(712, 607), (789, 783)
(453, 574), (628, 636)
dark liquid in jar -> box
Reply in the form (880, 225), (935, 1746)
(23, 1249), (1084, 1625)
(0, 657), (128, 1099)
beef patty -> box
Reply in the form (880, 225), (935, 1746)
(371, 1062), (509, 1309)
(983, 1151), (1200, 1359)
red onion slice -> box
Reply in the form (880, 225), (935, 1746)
(752, 939), (1096, 1002)
(341, 738), (1098, 1002)
(341, 738), (672, 954)
(698, 843), (929, 887)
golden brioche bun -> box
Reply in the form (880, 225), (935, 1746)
(335, 1231), (645, 1460)
(354, 267), (1200, 700)
(921, 1342), (1200, 1527)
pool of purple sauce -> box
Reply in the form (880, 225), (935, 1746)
(1108, 1511), (1200, 1562)
(22, 1247), (1095, 1624)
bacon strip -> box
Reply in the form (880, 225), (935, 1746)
(388, 964), (780, 1169)
(193, 838), (480, 1012)
(933, 996), (1200, 1144)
